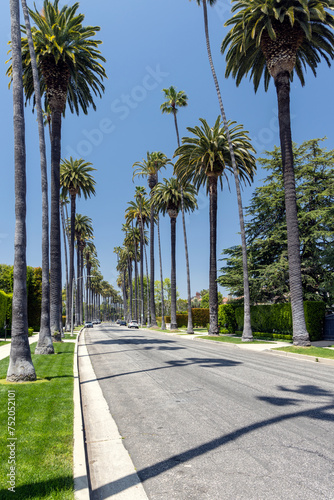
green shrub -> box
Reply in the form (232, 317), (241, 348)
(235, 301), (325, 340)
(28, 327), (34, 337)
(192, 308), (209, 327)
(0, 290), (8, 333)
(218, 304), (237, 333)
(304, 301), (326, 341)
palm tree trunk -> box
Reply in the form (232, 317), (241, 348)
(149, 203), (157, 325)
(75, 245), (80, 326)
(69, 193), (76, 328)
(21, 0), (53, 354)
(139, 228), (144, 325)
(60, 203), (70, 330)
(50, 108), (62, 340)
(170, 216), (178, 329)
(202, 0), (252, 341)
(208, 175), (219, 335)
(157, 216), (166, 329)
(128, 259), (133, 320)
(275, 71), (310, 346)
(7, 0), (36, 381)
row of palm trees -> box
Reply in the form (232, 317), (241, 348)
(8, 0), (334, 380)
(116, 0), (334, 347)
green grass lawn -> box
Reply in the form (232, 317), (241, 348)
(198, 335), (275, 344)
(0, 341), (10, 347)
(274, 345), (334, 359)
(0, 342), (74, 499)
(62, 333), (78, 340)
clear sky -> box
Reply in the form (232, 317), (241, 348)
(1, 0), (333, 299)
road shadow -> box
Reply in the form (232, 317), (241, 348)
(90, 384), (334, 498)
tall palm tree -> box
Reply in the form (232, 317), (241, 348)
(60, 157), (96, 328)
(21, 0), (53, 354)
(191, 0), (255, 341)
(152, 177), (197, 330)
(60, 193), (71, 330)
(161, 85), (195, 334)
(74, 214), (93, 326)
(174, 117), (256, 334)
(8, 0), (106, 335)
(221, 0), (334, 345)
(133, 152), (172, 326)
(7, 0), (36, 381)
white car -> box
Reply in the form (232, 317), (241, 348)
(128, 320), (139, 329)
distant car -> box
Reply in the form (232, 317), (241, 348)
(116, 319), (121, 324)
(92, 319), (101, 325)
(119, 320), (127, 326)
(85, 321), (93, 328)
(128, 320), (139, 329)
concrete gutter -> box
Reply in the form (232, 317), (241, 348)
(78, 330), (149, 500)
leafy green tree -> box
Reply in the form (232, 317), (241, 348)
(174, 117), (255, 335)
(9, 0), (106, 335)
(219, 139), (334, 305)
(7, 0), (36, 381)
(153, 178), (197, 329)
(221, 0), (334, 345)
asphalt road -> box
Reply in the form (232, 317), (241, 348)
(85, 324), (334, 500)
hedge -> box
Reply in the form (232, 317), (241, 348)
(235, 301), (325, 341)
(156, 308), (210, 328)
(0, 290), (8, 333)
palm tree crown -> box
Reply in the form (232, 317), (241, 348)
(60, 157), (96, 198)
(10, 0), (107, 114)
(160, 86), (188, 117)
(152, 178), (198, 217)
(221, 0), (334, 91)
(174, 117), (256, 189)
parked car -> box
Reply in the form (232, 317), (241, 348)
(92, 319), (101, 325)
(85, 321), (93, 328)
(128, 320), (139, 329)
(116, 319), (121, 324)
(119, 320), (127, 326)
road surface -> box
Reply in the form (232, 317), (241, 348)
(84, 324), (334, 500)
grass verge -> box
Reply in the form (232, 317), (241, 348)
(0, 341), (10, 347)
(198, 335), (275, 344)
(273, 346), (334, 359)
(0, 342), (74, 499)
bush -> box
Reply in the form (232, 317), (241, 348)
(28, 327), (34, 337)
(218, 304), (237, 333)
(235, 301), (325, 340)
(192, 308), (209, 327)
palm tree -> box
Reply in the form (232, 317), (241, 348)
(7, 0), (36, 381)
(8, 0), (106, 335)
(21, 0), (53, 354)
(83, 240), (96, 321)
(191, 0), (255, 341)
(152, 177), (197, 330)
(161, 85), (195, 334)
(74, 214), (94, 326)
(125, 192), (151, 324)
(221, 0), (334, 345)
(174, 117), (256, 335)
(133, 152), (172, 326)
(60, 157), (96, 329)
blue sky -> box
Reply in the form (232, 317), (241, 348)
(1, 0), (333, 298)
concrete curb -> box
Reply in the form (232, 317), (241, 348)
(79, 330), (149, 499)
(265, 348), (334, 366)
(73, 329), (90, 500)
